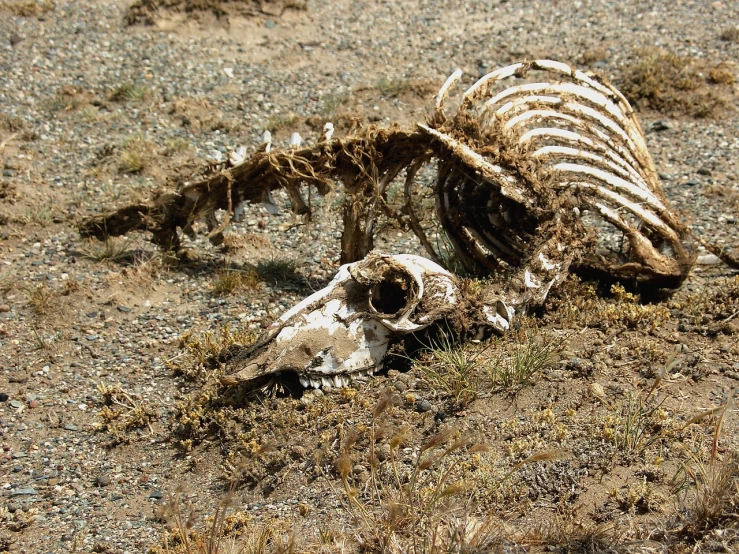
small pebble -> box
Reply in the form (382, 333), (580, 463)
(10, 488), (37, 497)
(415, 399), (432, 413)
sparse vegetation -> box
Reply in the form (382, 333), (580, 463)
(110, 82), (150, 103)
(334, 398), (568, 552)
(212, 268), (261, 296)
(97, 382), (156, 444)
(0, 0), (56, 17)
(49, 85), (93, 112)
(719, 26), (739, 42)
(18, 203), (56, 226)
(373, 77), (436, 99)
(708, 62), (736, 85)
(320, 91), (352, 115)
(79, 237), (141, 263)
(26, 283), (57, 316)
(0, 112), (24, 132)
(253, 258), (299, 285)
(488, 332), (561, 389)
(617, 48), (732, 117)
(578, 47), (608, 66)
(413, 332), (485, 407)
(118, 134), (156, 174)
(172, 324), (257, 381)
(265, 113), (300, 134)
(211, 258), (300, 295)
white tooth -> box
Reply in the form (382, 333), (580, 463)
(310, 378), (321, 389)
(333, 375), (343, 387)
(321, 377), (332, 388)
(299, 376), (309, 388)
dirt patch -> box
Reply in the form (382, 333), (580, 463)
(125, 0), (306, 26)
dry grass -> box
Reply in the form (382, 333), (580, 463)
(719, 26), (739, 42)
(320, 91), (352, 116)
(109, 82), (150, 103)
(171, 324), (257, 381)
(79, 237), (142, 263)
(488, 332), (561, 389)
(616, 48), (731, 117)
(97, 382), (156, 444)
(49, 85), (94, 113)
(0, 0), (56, 17)
(18, 203), (56, 226)
(412, 332), (486, 407)
(0, 112), (24, 132)
(118, 135), (157, 174)
(265, 113), (300, 134)
(26, 283), (57, 316)
(373, 77), (437, 99)
(212, 268), (262, 296)
(333, 398), (569, 553)
(708, 62), (736, 85)
(577, 47), (609, 66)
(212, 259), (300, 296)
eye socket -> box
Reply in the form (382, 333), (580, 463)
(369, 272), (413, 317)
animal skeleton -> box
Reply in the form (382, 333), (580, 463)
(80, 60), (737, 389)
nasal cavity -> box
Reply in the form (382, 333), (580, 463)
(369, 273), (412, 317)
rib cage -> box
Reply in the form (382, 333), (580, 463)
(80, 59), (715, 311)
(427, 60), (695, 291)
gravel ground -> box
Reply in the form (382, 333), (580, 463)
(1, 1), (739, 553)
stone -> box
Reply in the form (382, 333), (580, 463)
(415, 399), (432, 413)
(10, 488), (36, 497)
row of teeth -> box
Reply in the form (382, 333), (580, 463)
(298, 368), (375, 389)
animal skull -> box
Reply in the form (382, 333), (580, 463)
(221, 253), (512, 389)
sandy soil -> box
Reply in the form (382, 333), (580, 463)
(1, 1), (739, 553)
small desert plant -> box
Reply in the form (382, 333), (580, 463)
(0, 0), (56, 17)
(118, 135), (155, 174)
(708, 62), (736, 85)
(253, 258), (299, 286)
(97, 382), (156, 443)
(79, 237), (139, 263)
(373, 77), (436, 99)
(413, 331), (486, 407)
(110, 82), (150, 103)
(172, 324), (257, 380)
(321, 91), (351, 115)
(265, 113), (300, 134)
(0, 270), (16, 296)
(153, 488), (297, 554)
(18, 203), (55, 225)
(617, 48), (729, 117)
(719, 26), (739, 42)
(212, 268), (261, 296)
(26, 283), (57, 316)
(606, 391), (670, 453)
(0, 112), (24, 132)
(670, 395), (738, 544)
(335, 397), (565, 553)
(524, 517), (622, 553)
(488, 333), (560, 389)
